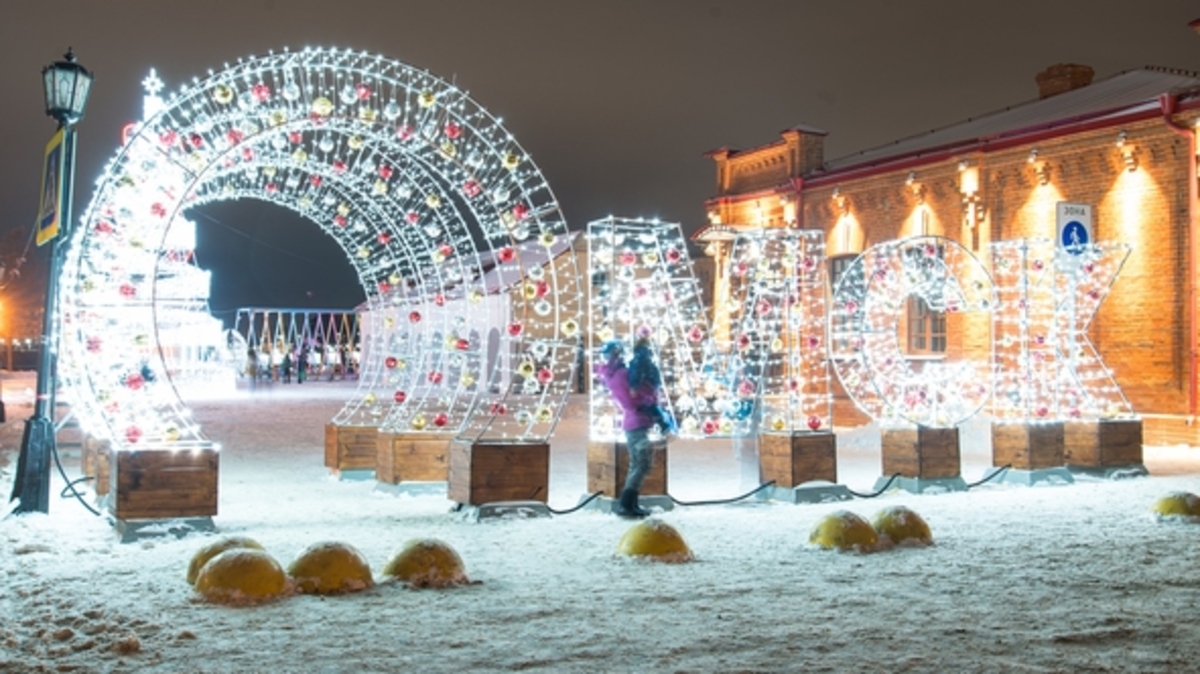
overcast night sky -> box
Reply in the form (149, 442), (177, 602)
(1, 0), (1198, 324)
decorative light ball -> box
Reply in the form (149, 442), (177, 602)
(641, 251), (659, 265)
(503, 152), (520, 169)
(287, 541), (374, 595)
(410, 414), (428, 430)
(871, 506), (933, 546)
(212, 84), (235, 104)
(1152, 492), (1200, 519)
(382, 539), (469, 588)
(770, 338), (784, 352)
(418, 90), (436, 108)
(460, 373), (475, 387)
(561, 319), (579, 337)
(311, 97), (334, 116)
(616, 519), (693, 563)
(193, 549), (289, 604)
(517, 360), (536, 378)
(515, 410), (533, 425)
(364, 392), (377, 404)
(433, 413), (449, 427)
(539, 231), (556, 247)
(597, 327), (615, 342)
(393, 390), (407, 404)
(187, 536), (265, 585)
(770, 416), (787, 431)
(807, 415), (823, 431)
(809, 511), (878, 552)
(535, 405), (554, 423)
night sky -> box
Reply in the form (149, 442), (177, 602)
(0, 0), (1197, 328)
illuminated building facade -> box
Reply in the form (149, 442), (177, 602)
(698, 64), (1200, 443)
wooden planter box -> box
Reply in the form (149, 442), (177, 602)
(324, 424), (379, 475)
(1064, 419), (1144, 468)
(992, 422), (1065, 470)
(586, 439), (668, 497)
(376, 432), (453, 484)
(448, 440), (549, 505)
(881, 427), (960, 479)
(109, 449), (219, 521)
(759, 431), (837, 487)
(81, 435), (112, 497)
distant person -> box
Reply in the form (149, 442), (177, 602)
(281, 351), (293, 383)
(298, 346), (309, 384)
(246, 347), (258, 391)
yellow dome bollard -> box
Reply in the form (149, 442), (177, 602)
(1152, 491), (1200, 519)
(382, 539), (470, 588)
(187, 536), (265, 585)
(871, 506), (933, 546)
(616, 519), (693, 563)
(809, 510), (878, 552)
(287, 541), (375, 595)
(193, 549), (289, 604)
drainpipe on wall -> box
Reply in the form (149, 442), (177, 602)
(1160, 92), (1200, 420)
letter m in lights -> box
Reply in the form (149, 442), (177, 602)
(1054, 243), (1135, 420)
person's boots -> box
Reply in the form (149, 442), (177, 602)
(617, 488), (650, 518)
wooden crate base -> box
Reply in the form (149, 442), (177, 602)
(881, 427), (961, 479)
(376, 432), (453, 484)
(1064, 419), (1144, 468)
(81, 435), (112, 496)
(991, 422), (1065, 470)
(586, 439), (668, 497)
(759, 432), (837, 488)
(449, 440), (550, 505)
(324, 424), (379, 476)
(110, 448), (218, 521)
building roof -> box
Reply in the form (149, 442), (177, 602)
(822, 67), (1200, 174)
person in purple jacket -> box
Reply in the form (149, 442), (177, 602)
(595, 339), (663, 518)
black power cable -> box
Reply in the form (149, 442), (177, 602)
(966, 464), (1012, 489)
(546, 491), (604, 515)
(666, 480), (776, 507)
(847, 473), (902, 499)
(51, 443), (101, 516)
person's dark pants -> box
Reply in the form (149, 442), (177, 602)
(623, 427), (654, 493)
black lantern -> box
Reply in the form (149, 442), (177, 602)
(42, 48), (93, 126)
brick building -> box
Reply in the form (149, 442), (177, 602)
(697, 64), (1200, 444)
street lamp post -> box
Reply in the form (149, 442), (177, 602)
(9, 49), (93, 514)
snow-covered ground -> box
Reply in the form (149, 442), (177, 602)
(3, 371), (1200, 673)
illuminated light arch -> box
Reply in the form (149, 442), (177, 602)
(829, 236), (994, 427)
(61, 47), (581, 452)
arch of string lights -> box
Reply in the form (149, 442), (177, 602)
(60, 47), (582, 452)
(829, 235), (994, 428)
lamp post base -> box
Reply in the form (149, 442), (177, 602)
(11, 416), (55, 514)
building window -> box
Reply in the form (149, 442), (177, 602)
(828, 255), (854, 291)
(906, 296), (946, 355)
(828, 255), (857, 354)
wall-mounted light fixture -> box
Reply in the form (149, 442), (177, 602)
(832, 187), (849, 216)
(905, 171), (926, 203)
(1027, 147), (1050, 185)
(1116, 130), (1138, 171)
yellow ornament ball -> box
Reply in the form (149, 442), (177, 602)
(616, 519), (693, 563)
(410, 414), (428, 430)
(187, 536), (265, 585)
(770, 416), (787, 431)
(311, 96), (334, 117)
(1152, 491), (1200, 519)
(382, 539), (470, 588)
(212, 84), (234, 104)
(193, 549), (289, 604)
(287, 541), (374, 595)
(871, 505), (933, 546)
(809, 510), (878, 552)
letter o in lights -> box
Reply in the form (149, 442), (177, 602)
(830, 236), (995, 427)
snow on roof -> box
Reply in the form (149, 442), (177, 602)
(823, 67), (1200, 172)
